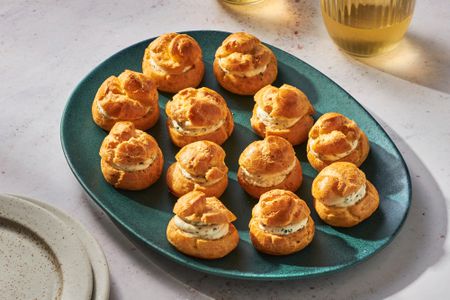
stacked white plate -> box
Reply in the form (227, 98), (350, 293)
(0, 194), (110, 300)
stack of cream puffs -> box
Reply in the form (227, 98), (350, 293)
(166, 141), (228, 197)
(99, 121), (164, 190)
(238, 136), (302, 198)
(92, 70), (159, 131)
(213, 32), (278, 95)
(165, 87), (234, 147)
(142, 33), (205, 93)
(249, 189), (315, 255)
(166, 191), (239, 259)
(307, 112), (370, 171)
(312, 162), (379, 227)
(251, 84), (315, 145)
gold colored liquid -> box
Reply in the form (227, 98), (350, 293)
(321, 0), (415, 56)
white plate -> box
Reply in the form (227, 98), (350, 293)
(0, 194), (93, 300)
(11, 194), (110, 300)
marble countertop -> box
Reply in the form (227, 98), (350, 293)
(1, 0), (449, 299)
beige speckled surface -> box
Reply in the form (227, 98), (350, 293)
(0, 195), (93, 300)
(0, 0), (449, 299)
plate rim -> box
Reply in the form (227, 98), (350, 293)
(0, 194), (93, 298)
(60, 30), (412, 280)
(9, 194), (110, 300)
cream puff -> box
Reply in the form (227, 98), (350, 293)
(142, 32), (205, 93)
(213, 32), (278, 95)
(307, 112), (370, 171)
(165, 87), (234, 147)
(249, 189), (315, 255)
(99, 121), (164, 190)
(166, 191), (239, 259)
(251, 84), (315, 145)
(312, 162), (379, 227)
(166, 141), (228, 197)
(92, 70), (159, 131)
(238, 136), (302, 198)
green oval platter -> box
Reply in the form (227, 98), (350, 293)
(61, 30), (411, 280)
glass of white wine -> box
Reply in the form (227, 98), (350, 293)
(321, 0), (415, 57)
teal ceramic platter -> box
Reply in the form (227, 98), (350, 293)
(61, 30), (411, 280)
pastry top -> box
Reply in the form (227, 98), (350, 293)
(166, 87), (228, 128)
(95, 70), (157, 120)
(239, 136), (296, 175)
(312, 162), (366, 206)
(147, 33), (202, 75)
(99, 122), (160, 169)
(252, 189), (310, 227)
(308, 112), (363, 159)
(255, 84), (314, 120)
(215, 32), (274, 77)
(173, 191), (236, 224)
(176, 140), (227, 177)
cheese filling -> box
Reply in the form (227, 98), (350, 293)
(96, 99), (151, 120)
(241, 159), (296, 188)
(179, 165), (223, 186)
(327, 184), (367, 207)
(149, 57), (193, 74)
(173, 215), (229, 240)
(170, 119), (225, 137)
(256, 106), (301, 130)
(111, 154), (157, 172)
(218, 58), (268, 78)
(309, 138), (359, 161)
(259, 217), (308, 236)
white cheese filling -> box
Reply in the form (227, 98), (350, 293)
(256, 106), (301, 130)
(171, 119), (225, 137)
(218, 58), (268, 78)
(241, 159), (296, 188)
(173, 215), (229, 240)
(259, 217), (308, 236)
(111, 154), (157, 172)
(96, 99), (151, 120)
(149, 57), (193, 74)
(179, 165), (223, 186)
(309, 138), (359, 161)
(326, 184), (367, 207)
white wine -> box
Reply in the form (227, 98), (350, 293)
(321, 0), (415, 57)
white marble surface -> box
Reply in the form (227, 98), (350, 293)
(1, 0), (449, 299)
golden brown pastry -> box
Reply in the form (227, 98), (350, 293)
(213, 32), (278, 95)
(166, 191), (239, 259)
(99, 121), (164, 190)
(92, 70), (159, 131)
(166, 141), (228, 197)
(142, 32), (204, 93)
(165, 87), (234, 147)
(251, 84), (315, 145)
(312, 162), (379, 227)
(249, 189), (315, 255)
(307, 112), (370, 171)
(238, 136), (302, 198)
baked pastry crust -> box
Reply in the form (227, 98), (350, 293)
(307, 112), (370, 171)
(165, 87), (234, 147)
(249, 189), (315, 255)
(312, 162), (380, 227)
(238, 136), (302, 198)
(99, 122), (163, 190)
(213, 32), (277, 95)
(166, 141), (229, 197)
(166, 191), (239, 259)
(142, 33), (204, 93)
(92, 70), (159, 131)
(251, 84), (315, 145)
